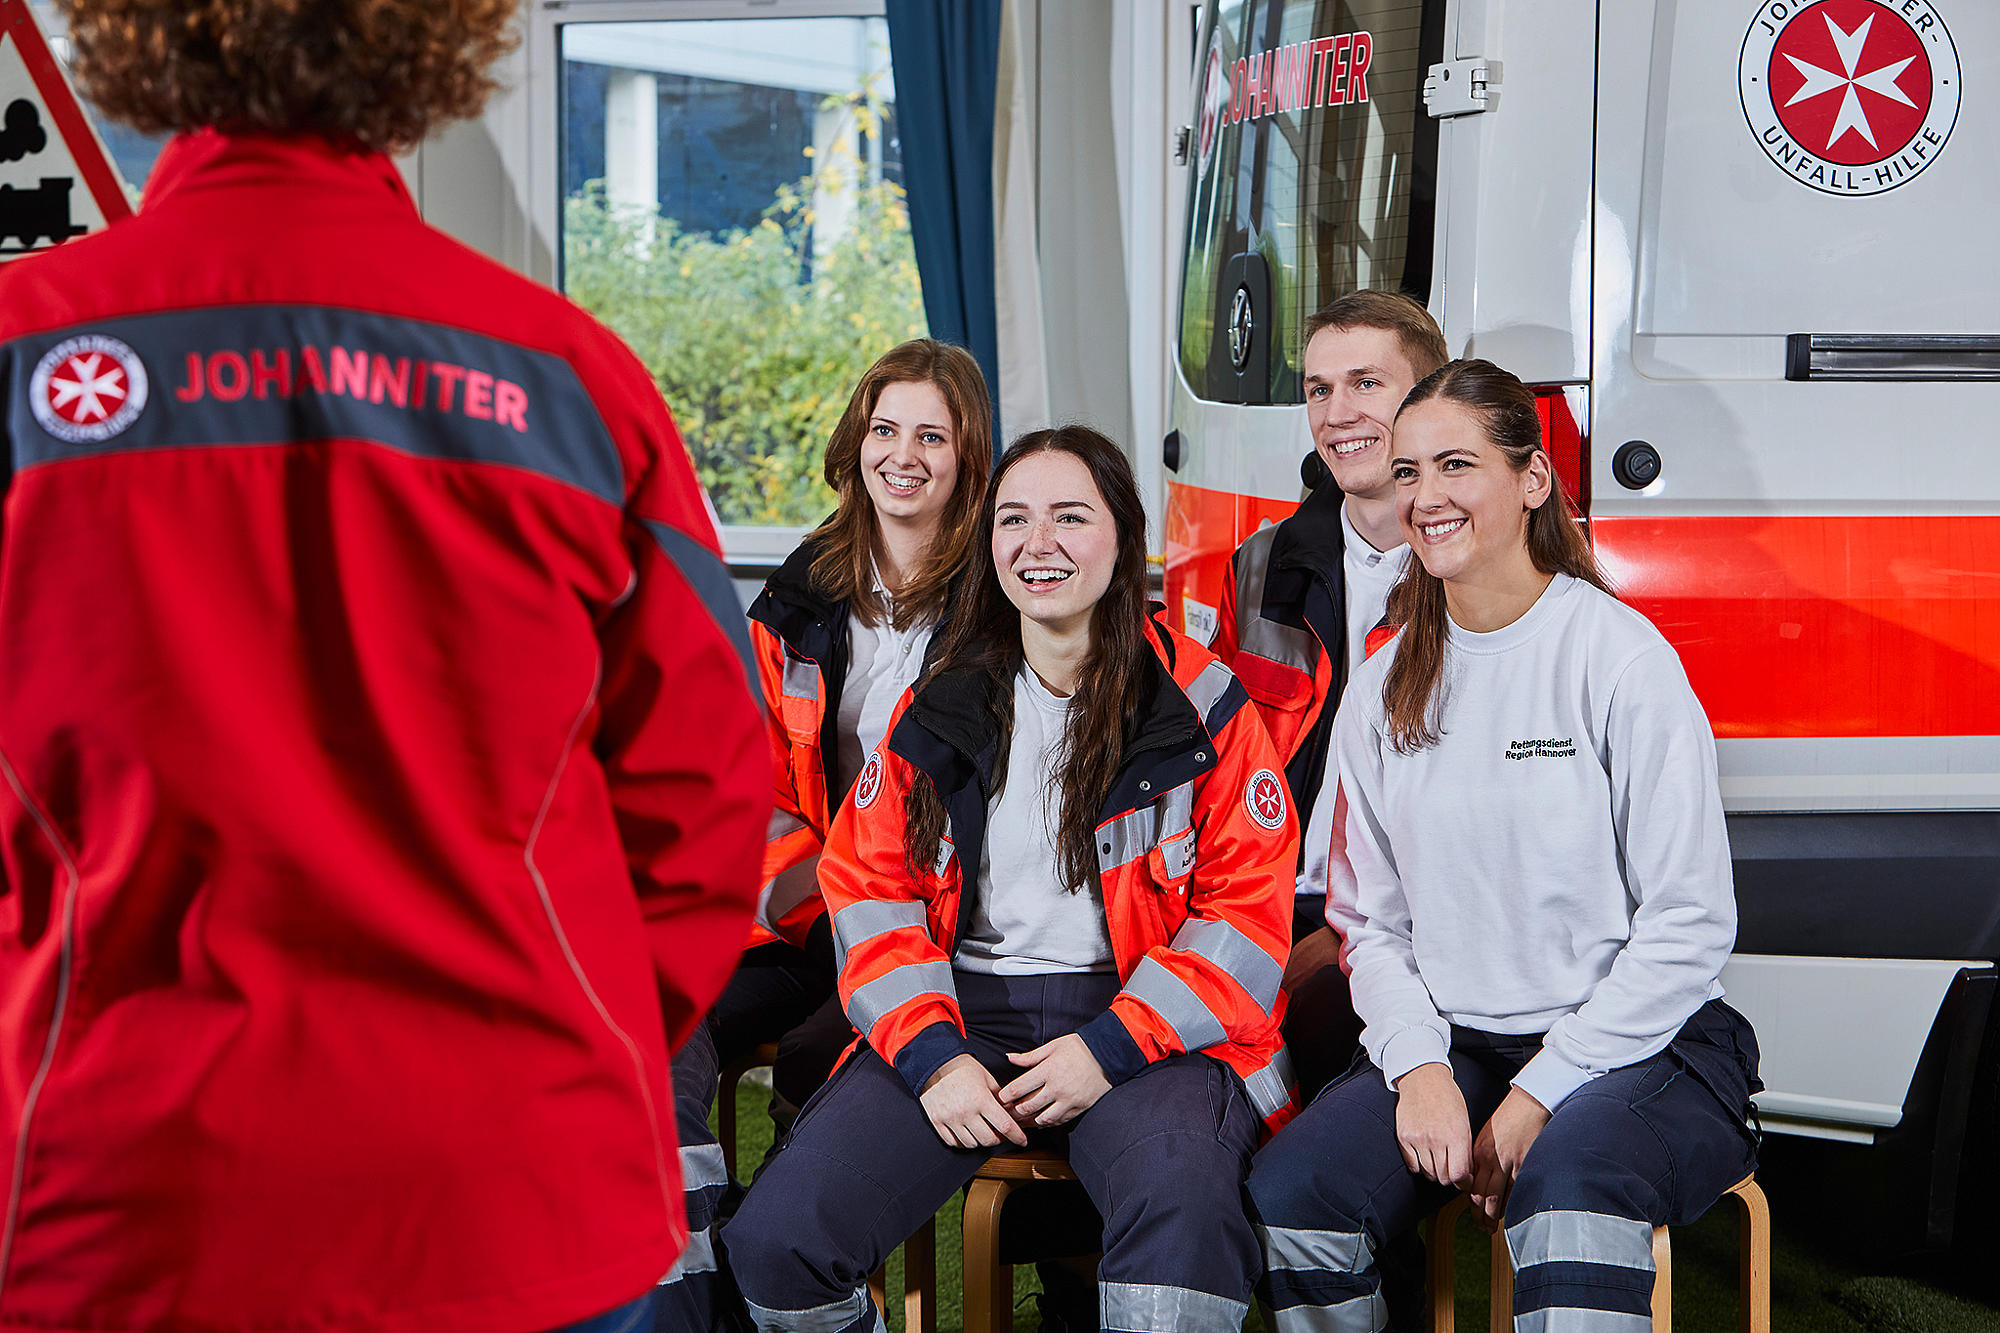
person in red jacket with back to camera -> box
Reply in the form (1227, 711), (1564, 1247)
(0, 4), (768, 1333)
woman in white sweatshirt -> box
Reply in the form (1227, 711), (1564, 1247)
(1245, 359), (1761, 1333)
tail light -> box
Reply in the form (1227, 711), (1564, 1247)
(1530, 383), (1589, 518)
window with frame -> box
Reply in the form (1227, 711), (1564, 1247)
(556, 7), (926, 549)
(1178, 0), (1442, 406)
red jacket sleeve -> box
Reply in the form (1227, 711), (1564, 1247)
(592, 341), (768, 1055)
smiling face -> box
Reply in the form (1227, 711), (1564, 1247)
(991, 449), (1120, 640)
(1392, 399), (1551, 586)
(859, 379), (960, 538)
(1303, 324), (1424, 501)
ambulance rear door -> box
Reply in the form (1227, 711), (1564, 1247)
(1590, 0), (2000, 1145)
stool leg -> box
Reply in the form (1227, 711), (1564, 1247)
(868, 1266), (886, 1320)
(1427, 1198), (1460, 1333)
(905, 1215), (936, 1333)
(1488, 1224), (1510, 1333)
(1735, 1183), (1771, 1333)
(719, 1071), (740, 1181)
(1651, 1225), (1673, 1331)
(963, 1178), (1014, 1333)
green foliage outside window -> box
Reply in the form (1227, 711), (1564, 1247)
(563, 101), (927, 528)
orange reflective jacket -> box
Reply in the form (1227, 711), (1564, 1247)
(746, 535), (847, 949)
(819, 618), (1301, 1134)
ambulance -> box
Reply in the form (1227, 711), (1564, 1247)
(1166, 0), (1998, 1245)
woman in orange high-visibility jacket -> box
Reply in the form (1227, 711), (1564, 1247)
(724, 425), (1299, 1333)
(660, 340), (990, 1332)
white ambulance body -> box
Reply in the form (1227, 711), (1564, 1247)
(1168, 0), (1999, 1241)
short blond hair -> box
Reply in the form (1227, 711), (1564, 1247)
(1303, 291), (1449, 380)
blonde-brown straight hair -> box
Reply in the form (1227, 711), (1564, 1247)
(808, 340), (993, 629)
(1382, 359), (1609, 752)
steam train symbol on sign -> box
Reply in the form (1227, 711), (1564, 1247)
(0, 178), (87, 250)
(0, 98), (87, 253)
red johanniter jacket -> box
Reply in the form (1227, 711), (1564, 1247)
(821, 618), (1301, 1134)
(0, 132), (768, 1333)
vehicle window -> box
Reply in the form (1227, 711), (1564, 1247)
(1179, 0), (1442, 405)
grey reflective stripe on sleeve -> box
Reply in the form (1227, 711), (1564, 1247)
(1096, 804), (1159, 872)
(1256, 1222), (1373, 1273)
(768, 809), (806, 841)
(756, 855), (821, 935)
(660, 1226), (718, 1283)
(830, 899), (929, 971)
(1266, 1291), (1387, 1333)
(1240, 1046), (1296, 1120)
(781, 654), (819, 703)
(1513, 1313), (1651, 1333)
(1157, 781), (1195, 840)
(1241, 617), (1316, 676)
(1121, 956), (1228, 1054)
(1099, 1281), (1247, 1333)
(679, 1142), (728, 1193)
(643, 520), (757, 694)
(744, 1285), (881, 1333)
(1182, 660), (1235, 728)
(1235, 528), (1318, 673)
(1171, 916), (1283, 1012)
(1505, 1209), (1657, 1273)
(847, 958), (957, 1036)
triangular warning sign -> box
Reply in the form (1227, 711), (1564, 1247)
(0, 0), (131, 264)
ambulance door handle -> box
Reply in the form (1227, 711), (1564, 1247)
(1424, 58), (1494, 118)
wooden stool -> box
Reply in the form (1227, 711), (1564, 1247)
(962, 1147), (1080, 1333)
(716, 1040), (782, 1180)
(1431, 1177), (1770, 1333)
(714, 1040), (934, 1333)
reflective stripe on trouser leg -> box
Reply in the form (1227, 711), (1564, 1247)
(1261, 1292), (1388, 1333)
(652, 1142), (732, 1331)
(1505, 1208), (1658, 1332)
(1255, 1223), (1386, 1333)
(1100, 1281), (1247, 1333)
(743, 1287), (887, 1333)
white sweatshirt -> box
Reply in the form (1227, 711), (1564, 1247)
(1297, 505), (1410, 901)
(1322, 574), (1735, 1112)
(954, 667), (1117, 975)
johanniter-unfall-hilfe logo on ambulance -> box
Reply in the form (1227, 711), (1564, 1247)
(30, 335), (150, 444)
(1740, 0), (1961, 196)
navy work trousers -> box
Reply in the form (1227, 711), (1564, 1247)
(723, 970), (1263, 1333)
(657, 919), (850, 1333)
(1246, 1000), (1760, 1332)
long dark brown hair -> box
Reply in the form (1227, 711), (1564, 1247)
(1382, 359), (1609, 752)
(809, 339), (993, 629)
(904, 426), (1151, 890)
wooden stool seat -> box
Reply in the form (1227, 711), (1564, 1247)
(1428, 1176), (1769, 1333)
(963, 1148), (1081, 1333)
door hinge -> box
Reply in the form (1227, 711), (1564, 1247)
(1424, 58), (1493, 118)
(1172, 124), (1193, 165)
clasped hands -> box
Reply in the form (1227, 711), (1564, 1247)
(916, 1035), (1111, 1150)
(1393, 1062), (1551, 1227)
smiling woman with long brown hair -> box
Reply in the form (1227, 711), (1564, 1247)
(722, 427), (1299, 1333)
(658, 338), (991, 1331)
(1245, 360), (1762, 1333)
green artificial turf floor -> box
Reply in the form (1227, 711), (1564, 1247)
(714, 1082), (2000, 1331)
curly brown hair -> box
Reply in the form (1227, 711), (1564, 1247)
(57, 0), (519, 153)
